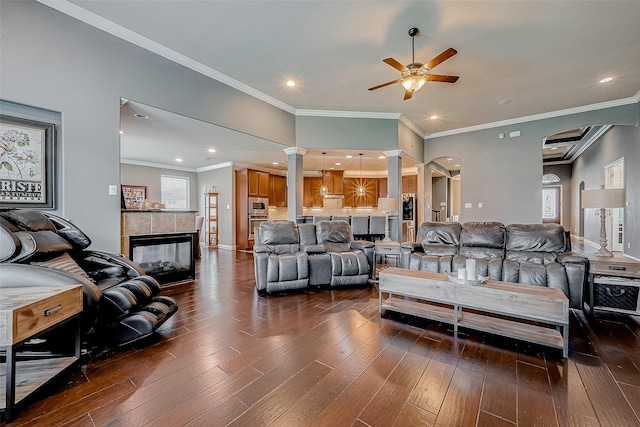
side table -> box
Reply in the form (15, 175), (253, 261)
(373, 241), (401, 283)
(1, 285), (83, 422)
(586, 256), (640, 315)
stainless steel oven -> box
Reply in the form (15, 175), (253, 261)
(248, 216), (268, 240)
(248, 197), (268, 216)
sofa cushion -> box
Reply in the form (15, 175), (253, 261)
(506, 224), (566, 253)
(258, 221), (299, 245)
(460, 222), (505, 249)
(316, 220), (353, 244)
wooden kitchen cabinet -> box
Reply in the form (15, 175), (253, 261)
(344, 178), (378, 207)
(269, 174), (287, 207)
(248, 169), (269, 198)
(322, 170), (344, 195)
(303, 177), (324, 207)
(402, 175), (418, 194)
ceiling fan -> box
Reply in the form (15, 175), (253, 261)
(368, 27), (459, 100)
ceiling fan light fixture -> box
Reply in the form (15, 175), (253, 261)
(401, 75), (427, 92)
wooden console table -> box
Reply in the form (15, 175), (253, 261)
(1, 285), (82, 422)
(378, 268), (569, 358)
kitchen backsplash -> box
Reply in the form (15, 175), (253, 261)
(268, 206), (390, 220)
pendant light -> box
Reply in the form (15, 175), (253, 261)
(357, 153), (365, 196)
(320, 152), (328, 197)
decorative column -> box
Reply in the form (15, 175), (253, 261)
(415, 163), (425, 227)
(384, 149), (404, 242)
(284, 147), (307, 221)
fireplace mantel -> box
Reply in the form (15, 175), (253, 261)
(121, 210), (197, 258)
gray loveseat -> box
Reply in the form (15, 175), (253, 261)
(253, 220), (374, 293)
(401, 221), (588, 309)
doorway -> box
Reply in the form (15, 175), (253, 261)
(605, 158), (624, 252)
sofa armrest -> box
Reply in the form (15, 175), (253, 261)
(350, 240), (373, 250)
(557, 251), (588, 265)
(401, 243), (424, 269)
(557, 251), (588, 310)
(79, 250), (145, 278)
(253, 244), (271, 254)
(304, 244), (326, 254)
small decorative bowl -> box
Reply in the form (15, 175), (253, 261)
(446, 272), (489, 286)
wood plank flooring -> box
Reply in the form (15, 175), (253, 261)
(4, 249), (640, 426)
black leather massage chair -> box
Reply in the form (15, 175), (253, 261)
(0, 208), (178, 352)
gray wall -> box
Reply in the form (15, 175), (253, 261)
(197, 166), (234, 248)
(0, 1), (294, 252)
(425, 104), (638, 225)
(296, 116), (398, 150)
(120, 163), (199, 210)
(572, 119), (640, 259)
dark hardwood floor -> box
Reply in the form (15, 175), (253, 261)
(4, 248), (640, 426)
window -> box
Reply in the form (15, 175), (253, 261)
(161, 175), (189, 209)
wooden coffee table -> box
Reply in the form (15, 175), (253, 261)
(378, 268), (569, 358)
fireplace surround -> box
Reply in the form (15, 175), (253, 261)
(129, 232), (196, 286)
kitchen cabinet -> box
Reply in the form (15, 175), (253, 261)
(269, 175), (287, 207)
(303, 177), (324, 207)
(248, 169), (269, 198)
(402, 175), (418, 194)
(344, 178), (378, 207)
(322, 170), (344, 195)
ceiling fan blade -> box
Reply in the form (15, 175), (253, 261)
(404, 90), (413, 100)
(383, 57), (408, 72)
(368, 79), (400, 91)
(427, 74), (459, 83)
(425, 47), (457, 70)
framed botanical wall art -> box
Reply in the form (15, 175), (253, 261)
(0, 114), (56, 208)
(122, 185), (146, 209)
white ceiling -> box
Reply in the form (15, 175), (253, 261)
(48, 1), (640, 172)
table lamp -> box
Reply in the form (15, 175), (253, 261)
(581, 185), (625, 257)
(378, 197), (398, 242)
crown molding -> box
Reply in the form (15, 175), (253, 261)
(196, 161), (234, 173)
(426, 94), (640, 139)
(399, 115), (427, 138)
(121, 158), (197, 172)
(295, 109), (401, 120)
(36, 0), (296, 114)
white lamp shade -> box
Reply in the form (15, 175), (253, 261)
(378, 197), (398, 212)
(401, 75), (426, 92)
(581, 188), (625, 209)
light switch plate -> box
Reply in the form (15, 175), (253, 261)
(464, 203), (472, 208)
(109, 185), (118, 195)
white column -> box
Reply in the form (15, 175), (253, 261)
(384, 149), (404, 242)
(284, 147), (307, 222)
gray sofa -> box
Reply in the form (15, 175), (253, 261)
(253, 220), (374, 293)
(401, 221), (588, 309)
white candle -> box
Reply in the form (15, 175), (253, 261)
(457, 267), (466, 280)
(466, 259), (476, 280)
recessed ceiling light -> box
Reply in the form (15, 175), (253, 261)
(447, 158), (453, 161)
(379, 155), (385, 159)
(330, 167), (335, 170)
(454, 164), (460, 167)
(134, 113), (149, 119)
(272, 162), (279, 165)
(286, 80), (296, 87)
(430, 115), (438, 120)
(119, 130), (124, 134)
(498, 99), (511, 105)
(346, 155), (353, 159)
(335, 162), (341, 166)
(175, 158), (183, 162)
(599, 77), (613, 83)
(208, 148), (216, 153)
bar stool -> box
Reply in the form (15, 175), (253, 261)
(350, 216), (369, 240)
(369, 216), (386, 242)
